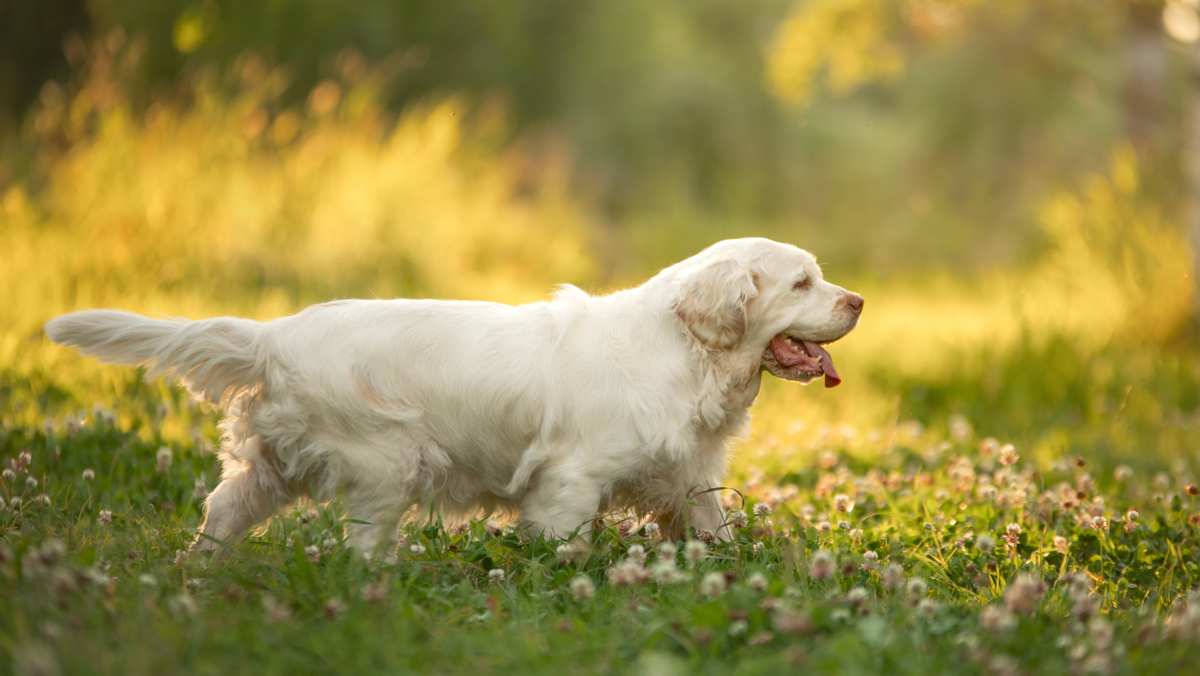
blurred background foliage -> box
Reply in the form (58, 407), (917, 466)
(1, 0), (1198, 470)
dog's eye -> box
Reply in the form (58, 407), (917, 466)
(793, 277), (812, 291)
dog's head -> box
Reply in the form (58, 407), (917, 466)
(669, 238), (862, 387)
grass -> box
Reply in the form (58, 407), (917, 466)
(2, 333), (1199, 675)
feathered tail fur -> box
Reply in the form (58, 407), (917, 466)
(45, 310), (267, 405)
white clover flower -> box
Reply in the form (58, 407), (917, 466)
(747, 572), (768, 592)
(156, 447), (173, 473)
(643, 522), (661, 538)
(487, 568), (506, 583)
(817, 520), (832, 533)
(81, 469), (95, 481)
(1, 468), (14, 481)
(808, 550), (835, 581)
(753, 502), (772, 517)
(305, 545), (321, 562)
(138, 573), (157, 587)
(1090, 515), (1108, 531)
(863, 550), (879, 562)
(882, 563), (905, 591)
(833, 494), (855, 514)
(998, 444), (1019, 466)
(727, 509), (748, 529)
(658, 542), (678, 560)
(846, 587), (869, 606)
(977, 534), (996, 553)
(1053, 535), (1069, 554)
(917, 598), (939, 617)
(556, 541), (587, 564)
(569, 575), (595, 600)
(980, 605), (1017, 632)
(36, 494), (50, 507)
(25, 476), (37, 490)
(728, 619), (748, 637)
(906, 577), (928, 598)
(1003, 573), (1045, 615)
(626, 544), (646, 564)
(98, 509), (113, 525)
(651, 561), (687, 584)
(607, 559), (648, 586)
(684, 539), (707, 565)
(751, 541), (765, 555)
(700, 571), (727, 598)
(1113, 465), (1133, 482)
(408, 543), (426, 555)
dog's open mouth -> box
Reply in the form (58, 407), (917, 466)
(762, 335), (842, 388)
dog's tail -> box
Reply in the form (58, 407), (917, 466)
(45, 309), (268, 404)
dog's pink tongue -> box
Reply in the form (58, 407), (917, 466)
(802, 341), (841, 388)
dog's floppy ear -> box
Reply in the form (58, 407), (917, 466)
(672, 258), (760, 350)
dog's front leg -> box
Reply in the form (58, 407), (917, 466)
(519, 464), (601, 540)
(688, 486), (734, 542)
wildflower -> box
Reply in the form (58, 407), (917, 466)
(8, 496), (21, 509)
(979, 437), (1000, 457)
(700, 571), (727, 597)
(36, 494), (50, 507)
(569, 575), (595, 600)
(882, 563), (905, 591)
(155, 447), (173, 473)
(305, 545), (321, 562)
(658, 541), (678, 560)
(651, 561), (687, 584)
(643, 522), (661, 538)
(772, 608), (812, 634)
(1188, 484), (1199, 497)
(625, 544), (646, 564)
(684, 539), (706, 565)
(816, 520), (832, 533)
(25, 476), (37, 490)
(977, 534), (995, 553)
(1122, 510), (1139, 533)
(1003, 573), (1045, 615)
(696, 529), (716, 544)
(556, 540), (587, 564)
(753, 502), (772, 518)
(350, 579), (385, 604)
(98, 509), (113, 525)
(998, 444), (1019, 466)
(980, 605), (1017, 631)
(1089, 515), (1108, 532)
(81, 468), (95, 481)
(846, 587), (869, 607)
(727, 509), (748, 529)
(263, 595), (291, 623)
(1113, 465), (1133, 482)
(323, 597), (345, 619)
(1087, 617), (1113, 648)
(747, 572), (768, 592)
(863, 550), (878, 562)
(751, 541), (765, 555)
(833, 494), (855, 513)
(139, 573), (158, 587)
(849, 528), (863, 542)
(408, 543), (426, 555)
(808, 550), (836, 581)
(729, 619), (749, 637)
(1006, 522), (1022, 537)
(906, 577), (928, 598)
(487, 568), (506, 583)
(607, 559), (648, 586)
(917, 598), (939, 617)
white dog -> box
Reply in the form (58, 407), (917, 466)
(46, 237), (862, 553)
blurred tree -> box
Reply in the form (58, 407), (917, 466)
(0, 0), (89, 126)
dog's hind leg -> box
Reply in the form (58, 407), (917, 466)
(519, 463), (601, 540)
(192, 438), (293, 553)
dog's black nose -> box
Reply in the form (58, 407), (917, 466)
(843, 293), (864, 315)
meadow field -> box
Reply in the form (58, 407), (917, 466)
(4, 4), (1200, 674)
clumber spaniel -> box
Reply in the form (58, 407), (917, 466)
(46, 237), (862, 553)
